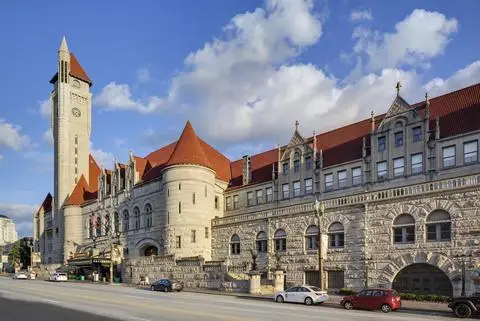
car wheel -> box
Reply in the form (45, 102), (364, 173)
(381, 304), (392, 313)
(454, 304), (472, 319)
(150, 285), (155, 291)
(304, 297), (314, 305)
(163, 286), (169, 293)
(343, 301), (353, 310)
(276, 295), (284, 303)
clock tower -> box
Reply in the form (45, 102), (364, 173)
(50, 36), (92, 215)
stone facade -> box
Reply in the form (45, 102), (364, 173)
(33, 39), (480, 296)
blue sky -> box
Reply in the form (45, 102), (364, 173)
(0, 0), (479, 237)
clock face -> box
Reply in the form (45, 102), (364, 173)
(72, 108), (81, 118)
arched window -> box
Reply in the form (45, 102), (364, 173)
(105, 213), (111, 235)
(230, 234), (240, 255)
(145, 204), (153, 228)
(305, 225), (319, 250)
(134, 207), (140, 230)
(123, 209), (129, 232)
(114, 212), (119, 233)
(328, 222), (344, 248)
(393, 214), (415, 244)
(274, 229), (287, 252)
(256, 231), (267, 253)
(426, 210), (451, 241)
(96, 215), (102, 237)
(293, 151), (300, 173)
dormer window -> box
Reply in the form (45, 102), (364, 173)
(395, 132), (403, 147)
(378, 136), (386, 152)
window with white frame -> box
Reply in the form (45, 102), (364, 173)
(324, 173), (333, 191)
(226, 196), (232, 210)
(338, 170), (347, 188)
(266, 187), (273, 203)
(377, 161), (387, 179)
(443, 146), (456, 168)
(256, 231), (267, 253)
(247, 191), (254, 206)
(293, 181), (301, 197)
(393, 214), (415, 244)
(256, 189), (263, 204)
(328, 222), (344, 248)
(274, 229), (287, 252)
(464, 141), (478, 164)
(411, 153), (423, 174)
(304, 178), (313, 194)
(305, 225), (319, 250)
(393, 157), (404, 177)
(233, 195), (239, 209)
(230, 234), (241, 255)
(352, 167), (362, 185)
(426, 210), (451, 242)
(282, 183), (289, 199)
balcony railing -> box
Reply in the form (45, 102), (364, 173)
(212, 174), (480, 227)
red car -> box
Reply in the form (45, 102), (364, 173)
(341, 288), (401, 313)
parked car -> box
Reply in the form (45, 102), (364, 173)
(49, 272), (68, 282)
(448, 293), (480, 318)
(341, 288), (401, 313)
(13, 271), (28, 280)
(275, 285), (329, 305)
(150, 279), (184, 292)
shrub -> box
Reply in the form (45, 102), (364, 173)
(399, 293), (450, 302)
(338, 288), (356, 295)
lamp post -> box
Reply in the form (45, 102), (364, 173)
(314, 198), (325, 291)
(453, 252), (472, 297)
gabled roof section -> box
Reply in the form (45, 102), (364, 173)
(165, 121), (213, 170)
(37, 193), (53, 214)
(49, 53), (92, 86)
(378, 94), (411, 128)
(65, 175), (97, 206)
(88, 155), (101, 191)
(133, 156), (151, 178)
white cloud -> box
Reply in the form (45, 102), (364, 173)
(0, 119), (30, 151)
(354, 9), (458, 71)
(137, 68), (150, 83)
(90, 142), (115, 169)
(0, 203), (38, 237)
(350, 9), (372, 22)
(43, 128), (54, 146)
(425, 61), (480, 96)
(94, 82), (164, 113)
(114, 139), (125, 147)
(39, 99), (51, 118)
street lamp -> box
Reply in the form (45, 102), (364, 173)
(453, 252), (472, 297)
(314, 198), (325, 291)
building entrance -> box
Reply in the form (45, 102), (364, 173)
(392, 263), (453, 296)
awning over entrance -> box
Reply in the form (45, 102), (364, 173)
(68, 257), (112, 267)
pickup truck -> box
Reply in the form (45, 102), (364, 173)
(448, 294), (480, 318)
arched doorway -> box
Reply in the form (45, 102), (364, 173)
(143, 245), (158, 257)
(392, 263), (452, 296)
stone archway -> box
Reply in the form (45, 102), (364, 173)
(378, 251), (459, 294)
(143, 245), (158, 257)
(134, 238), (162, 257)
(393, 263), (453, 296)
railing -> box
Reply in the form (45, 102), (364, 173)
(213, 174), (480, 226)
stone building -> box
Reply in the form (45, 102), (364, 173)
(0, 214), (18, 246)
(34, 38), (480, 296)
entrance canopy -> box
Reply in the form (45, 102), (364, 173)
(68, 257), (112, 268)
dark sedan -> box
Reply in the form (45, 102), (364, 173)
(150, 279), (184, 292)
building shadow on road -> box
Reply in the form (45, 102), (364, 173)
(0, 295), (120, 321)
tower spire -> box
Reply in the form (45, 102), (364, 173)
(59, 35), (69, 53)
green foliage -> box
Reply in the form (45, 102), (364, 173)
(399, 293), (450, 302)
(8, 243), (21, 265)
(339, 288), (357, 295)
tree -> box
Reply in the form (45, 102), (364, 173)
(8, 243), (21, 269)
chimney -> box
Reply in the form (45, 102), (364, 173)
(242, 155), (251, 185)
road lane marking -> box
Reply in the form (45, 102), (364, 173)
(42, 299), (61, 304)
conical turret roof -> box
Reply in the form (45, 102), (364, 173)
(165, 121), (213, 170)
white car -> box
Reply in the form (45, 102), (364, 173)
(13, 272), (28, 280)
(49, 272), (68, 282)
(275, 285), (329, 305)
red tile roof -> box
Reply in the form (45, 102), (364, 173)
(166, 121), (213, 169)
(64, 175), (97, 206)
(49, 53), (92, 86)
(88, 155), (101, 191)
(37, 193), (52, 214)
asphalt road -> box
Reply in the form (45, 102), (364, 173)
(0, 277), (460, 321)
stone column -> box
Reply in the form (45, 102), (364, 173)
(273, 270), (284, 293)
(249, 271), (261, 295)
